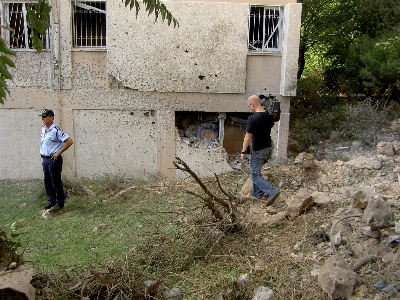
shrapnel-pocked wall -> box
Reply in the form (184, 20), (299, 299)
(0, 0), (301, 180)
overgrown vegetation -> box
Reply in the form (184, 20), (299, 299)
(290, 72), (400, 154)
(291, 0), (400, 153)
(298, 0), (400, 100)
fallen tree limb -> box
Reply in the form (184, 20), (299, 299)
(173, 157), (242, 232)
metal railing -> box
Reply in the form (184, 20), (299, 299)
(248, 5), (284, 53)
(0, 2), (50, 50)
(71, 0), (106, 49)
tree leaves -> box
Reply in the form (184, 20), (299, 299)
(123, 0), (179, 28)
(26, 0), (52, 53)
(0, 36), (16, 105)
(299, 0), (400, 99)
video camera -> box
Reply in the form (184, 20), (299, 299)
(259, 94), (281, 121)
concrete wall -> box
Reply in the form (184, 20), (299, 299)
(107, 1), (248, 93)
(9, 52), (52, 88)
(0, 109), (43, 180)
(0, 0), (301, 180)
(74, 109), (158, 178)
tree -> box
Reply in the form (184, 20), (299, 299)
(0, 0), (178, 104)
(298, 0), (400, 99)
(360, 33), (400, 101)
(0, 33), (16, 104)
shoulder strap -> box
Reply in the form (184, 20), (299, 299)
(54, 126), (62, 141)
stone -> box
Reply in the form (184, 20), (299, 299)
(286, 188), (314, 218)
(318, 256), (357, 300)
(252, 211), (287, 227)
(348, 156), (382, 170)
(165, 288), (182, 300)
(294, 152), (315, 169)
(351, 187), (375, 209)
(376, 141), (394, 156)
(0, 266), (35, 300)
(362, 196), (392, 227)
(311, 191), (331, 207)
(252, 286), (274, 300)
(393, 141), (400, 155)
(361, 226), (381, 239)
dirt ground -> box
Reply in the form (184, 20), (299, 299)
(2, 142), (400, 299)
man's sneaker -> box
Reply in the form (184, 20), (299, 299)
(48, 204), (64, 212)
(42, 203), (54, 209)
(266, 189), (280, 206)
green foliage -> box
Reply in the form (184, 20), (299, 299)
(299, 0), (400, 100)
(0, 229), (23, 269)
(0, 35), (16, 105)
(26, 0), (52, 53)
(360, 33), (400, 95)
(123, 0), (179, 28)
(291, 72), (340, 117)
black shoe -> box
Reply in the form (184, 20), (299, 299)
(266, 189), (280, 206)
(48, 204), (64, 212)
(42, 203), (55, 209)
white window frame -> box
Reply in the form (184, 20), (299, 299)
(248, 5), (284, 54)
(71, 0), (106, 49)
(0, 1), (50, 51)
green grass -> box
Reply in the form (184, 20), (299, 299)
(0, 178), (189, 273)
(0, 175), (255, 299)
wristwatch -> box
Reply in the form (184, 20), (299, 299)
(241, 151), (246, 154)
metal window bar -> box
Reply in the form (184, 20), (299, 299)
(0, 2), (50, 50)
(248, 5), (283, 53)
(71, 0), (106, 49)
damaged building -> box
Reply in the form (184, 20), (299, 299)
(0, 0), (301, 180)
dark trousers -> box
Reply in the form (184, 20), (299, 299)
(42, 156), (65, 206)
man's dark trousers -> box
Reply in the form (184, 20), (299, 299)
(42, 156), (65, 207)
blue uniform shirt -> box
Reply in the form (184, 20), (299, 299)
(40, 124), (69, 156)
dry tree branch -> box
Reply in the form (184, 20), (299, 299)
(185, 189), (225, 221)
(173, 157), (242, 232)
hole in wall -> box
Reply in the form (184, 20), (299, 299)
(176, 111), (220, 149)
(175, 111), (250, 155)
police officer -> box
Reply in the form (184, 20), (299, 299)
(39, 109), (74, 212)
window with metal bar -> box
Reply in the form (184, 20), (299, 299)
(0, 2), (50, 50)
(248, 5), (284, 53)
(72, 0), (106, 49)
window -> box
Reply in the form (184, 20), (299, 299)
(0, 2), (50, 50)
(248, 5), (284, 53)
(72, 0), (106, 49)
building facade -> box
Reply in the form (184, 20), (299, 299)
(0, 0), (301, 180)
